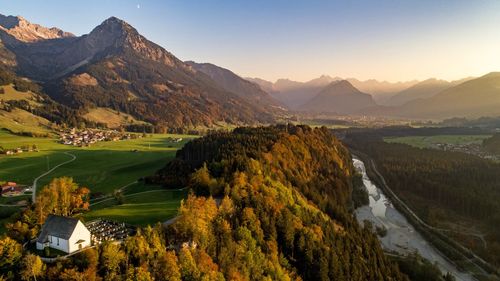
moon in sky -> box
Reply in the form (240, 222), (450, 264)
(137, 4), (141, 9)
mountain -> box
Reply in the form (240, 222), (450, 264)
(248, 75), (417, 109)
(245, 77), (275, 93)
(299, 80), (376, 114)
(393, 72), (500, 119)
(0, 15), (274, 129)
(0, 14), (74, 43)
(385, 78), (472, 106)
(247, 75), (340, 109)
(185, 61), (283, 110)
(347, 78), (418, 103)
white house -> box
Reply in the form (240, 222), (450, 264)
(36, 215), (91, 254)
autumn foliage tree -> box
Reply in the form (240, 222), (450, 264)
(35, 177), (90, 223)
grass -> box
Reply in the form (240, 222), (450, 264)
(83, 107), (150, 129)
(82, 188), (188, 226)
(0, 129), (196, 195)
(0, 84), (52, 135)
(0, 108), (52, 135)
(0, 129), (195, 231)
(384, 135), (491, 149)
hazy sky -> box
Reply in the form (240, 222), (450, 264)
(3, 0), (500, 82)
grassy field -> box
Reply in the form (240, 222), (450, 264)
(0, 84), (53, 135)
(0, 129), (195, 230)
(82, 188), (187, 226)
(0, 108), (52, 135)
(0, 129), (196, 195)
(83, 107), (150, 129)
(384, 135), (491, 149)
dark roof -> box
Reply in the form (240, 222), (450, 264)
(37, 215), (81, 243)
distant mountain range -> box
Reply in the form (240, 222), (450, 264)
(249, 73), (500, 120)
(389, 72), (500, 119)
(1, 13), (499, 128)
(247, 75), (340, 109)
(247, 75), (417, 108)
(0, 15), (276, 129)
(384, 78), (473, 106)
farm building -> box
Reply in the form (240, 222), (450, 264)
(1, 182), (25, 197)
(36, 215), (91, 254)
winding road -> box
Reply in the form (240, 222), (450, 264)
(31, 152), (77, 202)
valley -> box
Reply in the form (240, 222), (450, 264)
(353, 158), (475, 281)
(0, 129), (195, 232)
(1, 3), (500, 281)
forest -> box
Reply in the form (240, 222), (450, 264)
(0, 125), (460, 280)
(0, 66), (105, 130)
(0, 125), (407, 281)
(344, 130), (500, 270)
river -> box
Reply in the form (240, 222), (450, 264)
(353, 158), (476, 281)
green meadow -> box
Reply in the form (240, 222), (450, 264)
(383, 134), (491, 149)
(0, 129), (195, 195)
(83, 188), (188, 226)
(0, 129), (195, 229)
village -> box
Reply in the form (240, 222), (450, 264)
(433, 142), (500, 161)
(58, 128), (142, 147)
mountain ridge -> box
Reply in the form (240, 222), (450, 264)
(0, 15), (274, 129)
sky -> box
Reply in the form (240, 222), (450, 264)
(2, 0), (500, 82)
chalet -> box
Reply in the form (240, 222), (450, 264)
(36, 215), (91, 254)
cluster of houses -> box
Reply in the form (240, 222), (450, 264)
(1, 181), (28, 197)
(433, 142), (499, 161)
(36, 215), (134, 255)
(59, 128), (141, 147)
(0, 144), (39, 155)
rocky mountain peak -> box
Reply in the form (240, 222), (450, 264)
(0, 14), (74, 42)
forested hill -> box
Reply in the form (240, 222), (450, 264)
(154, 125), (408, 280)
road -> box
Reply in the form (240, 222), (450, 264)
(31, 151), (76, 202)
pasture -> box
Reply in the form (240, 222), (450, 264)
(82, 188), (188, 226)
(0, 130), (195, 195)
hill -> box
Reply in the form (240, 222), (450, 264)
(394, 72), (500, 119)
(151, 125), (408, 280)
(299, 80), (376, 114)
(0, 67), (93, 134)
(0, 15), (274, 129)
